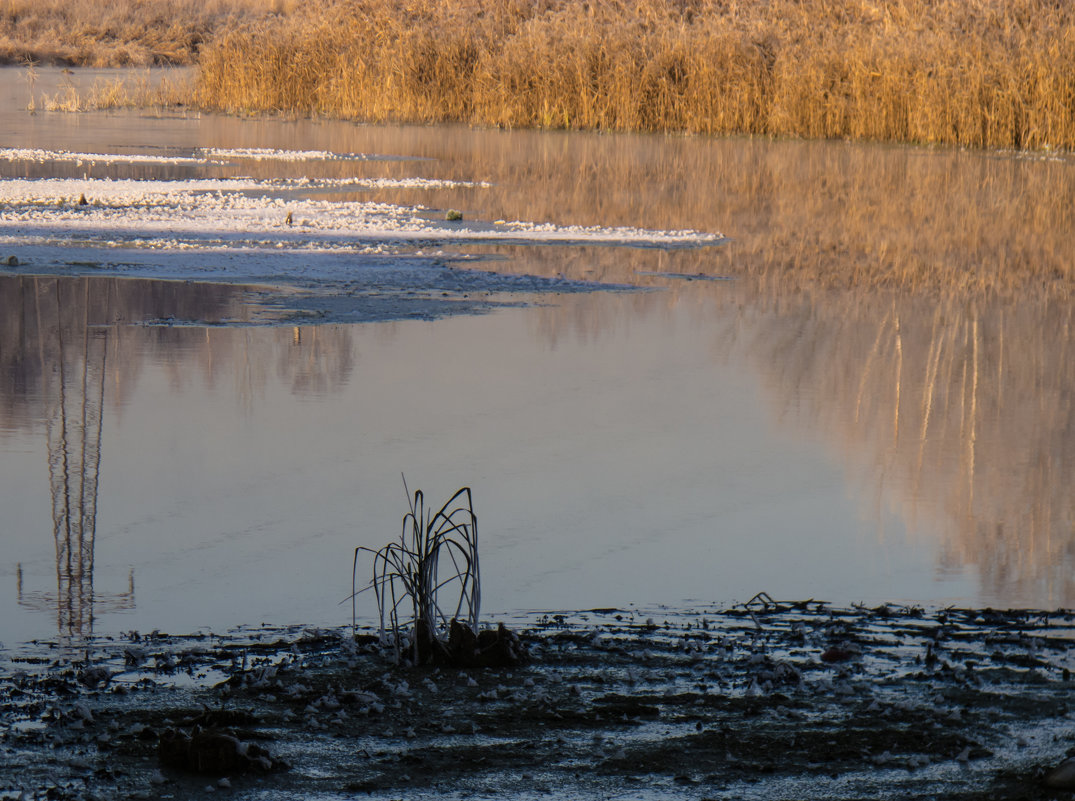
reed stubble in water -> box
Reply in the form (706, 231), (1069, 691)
(194, 0), (1075, 151)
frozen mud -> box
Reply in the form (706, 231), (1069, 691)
(2, 602), (1074, 800)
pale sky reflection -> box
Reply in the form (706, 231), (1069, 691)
(4, 279), (1015, 644)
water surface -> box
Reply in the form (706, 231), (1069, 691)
(2, 70), (1073, 645)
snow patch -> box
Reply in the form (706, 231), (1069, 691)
(196, 147), (378, 162)
(0, 146), (405, 166)
(0, 148), (205, 165)
(0, 176), (723, 254)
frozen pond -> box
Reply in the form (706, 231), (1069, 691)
(2, 68), (1074, 647)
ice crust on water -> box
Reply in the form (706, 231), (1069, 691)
(0, 148), (207, 165)
(0, 151), (722, 319)
(197, 147), (378, 161)
(1, 146), (389, 166)
(0, 176), (723, 252)
(0, 174), (485, 195)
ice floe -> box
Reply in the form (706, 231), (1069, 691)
(0, 175), (724, 254)
(0, 146), (392, 166)
(0, 150), (723, 320)
(196, 147), (379, 162)
(0, 148), (206, 165)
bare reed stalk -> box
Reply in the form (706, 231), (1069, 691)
(194, 0), (1075, 150)
(352, 481), (481, 665)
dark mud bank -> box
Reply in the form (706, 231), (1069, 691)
(3, 603), (1075, 800)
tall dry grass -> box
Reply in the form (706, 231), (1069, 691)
(0, 0), (290, 66)
(195, 0), (1075, 150)
(35, 69), (194, 110)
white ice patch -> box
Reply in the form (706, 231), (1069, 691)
(0, 148), (205, 165)
(196, 147), (376, 162)
(0, 176), (723, 254)
(0, 146), (418, 167)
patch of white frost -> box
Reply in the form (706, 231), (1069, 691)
(196, 147), (376, 162)
(0, 148), (205, 165)
(0, 176), (723, 254)
(1, 146), (382, 165)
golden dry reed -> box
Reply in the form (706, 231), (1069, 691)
(0, 0), (289, 67)
(194, 0), (1075, 150)
(36, 70), (194, 111)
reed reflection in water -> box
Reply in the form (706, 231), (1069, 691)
(146, 121), (1073, 296)
(533, 255), (1075, 606)
(5, 110), (1070, 295)
(696, 283), (1074, 607)
(1, 271), (1071, 636)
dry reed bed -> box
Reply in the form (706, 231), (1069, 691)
(0, 0), (288, 66)
(196, 0), (1075, 150)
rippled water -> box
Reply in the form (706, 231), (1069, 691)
(1, 68), (1073, 646)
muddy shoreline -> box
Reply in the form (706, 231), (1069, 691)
(3, 602), (1075, 800)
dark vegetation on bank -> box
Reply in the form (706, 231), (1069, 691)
(5, 0), (1075, 151)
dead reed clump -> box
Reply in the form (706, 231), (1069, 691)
(194, 0), (1075, 151)
(351, 479), (526, 668)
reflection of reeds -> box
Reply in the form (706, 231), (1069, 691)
(332, 127), (1073, 297)
(87, 122), (1065, 298)
(727, 288), (1075, 605)
(195, 0), (1075, 150)
(4, 123), (1067, 296)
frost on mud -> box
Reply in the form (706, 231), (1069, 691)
(1, 605), (1074, 801)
